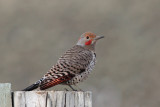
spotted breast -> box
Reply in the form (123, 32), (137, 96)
(65, 51), (96, 85)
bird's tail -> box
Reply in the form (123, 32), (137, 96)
(22, 83), (39, 91)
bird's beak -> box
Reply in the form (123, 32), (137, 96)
(94, 36), (104, 40)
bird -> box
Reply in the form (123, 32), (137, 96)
(22, 32), (104, 91)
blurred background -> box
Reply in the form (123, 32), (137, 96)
(0, 0), (160, 107)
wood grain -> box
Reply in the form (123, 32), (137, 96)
(13, 90), (92, 107)
(0, 83), (12, 107)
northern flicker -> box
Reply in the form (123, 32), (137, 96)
(22, 32), (104, 91)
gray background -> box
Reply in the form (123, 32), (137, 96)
(0, 0), (160, 107)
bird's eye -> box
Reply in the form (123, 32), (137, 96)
(86, 36), (89, 39)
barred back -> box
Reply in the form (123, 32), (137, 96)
(39, 45), (95, 90)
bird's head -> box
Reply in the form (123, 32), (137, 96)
(77, 32), (104, 50)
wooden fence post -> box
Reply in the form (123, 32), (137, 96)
(13, 91), (92, 107)
(0, 83), (12, 107)
(0, 83), (92, 107)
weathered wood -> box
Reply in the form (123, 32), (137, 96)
(13, 91), (25, 107)
(25, 91), (47, 107)
(12, 90), (92, 107)
(47, 91), (66, 107)
(0, 83), (12, 107)
(75, 92), (85, 107)
(55, 91), (65, 107)
(47, 91), (55, 107)
(14, 91), (47, 107)
(84, 92), (92, 107)
(66, 91), (75, 107)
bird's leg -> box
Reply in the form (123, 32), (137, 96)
(68, 85), (77, 91)
(74, 84), (84, 91)
(64, 88), (69, 91)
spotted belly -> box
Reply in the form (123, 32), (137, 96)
(66, 52), (96, 85)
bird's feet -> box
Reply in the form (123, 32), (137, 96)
(68, 85), (78, 91)
(74, 84), (84, 92)
(64, 88), (69, 91)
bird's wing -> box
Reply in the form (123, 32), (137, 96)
(39, 45), (93, 90)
